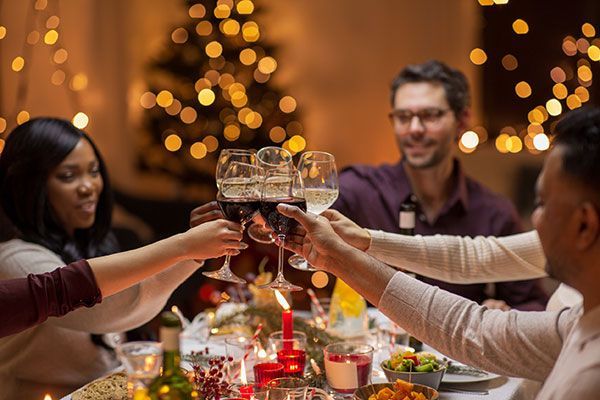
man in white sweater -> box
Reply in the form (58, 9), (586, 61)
(278, 106), (600, 399)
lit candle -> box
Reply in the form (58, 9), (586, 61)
(239, 359), (254, 400)
(275, 290), (293, 350)
(43, 395), (53, 400)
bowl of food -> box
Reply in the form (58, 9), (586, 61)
(354, 380), (439, 400)
(380, 350), (445, 390)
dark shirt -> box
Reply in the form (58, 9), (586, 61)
(333, 159), (548, 311)
(0, 259), (102, 338)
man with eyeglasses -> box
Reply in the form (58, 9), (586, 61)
(332, 60), (548, 311)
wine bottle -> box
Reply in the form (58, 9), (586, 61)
(399, 199), (423, 352)
(148, 311), (195, 400)
(328, 278), (368, 337)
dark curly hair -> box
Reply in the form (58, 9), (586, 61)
(0, 117), (118, 263)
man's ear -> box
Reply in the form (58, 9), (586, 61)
(576, 201), (600, 251)
(456, 108), (471, 134)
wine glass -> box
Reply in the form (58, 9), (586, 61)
(203, 151), (258, 284)
(247, 147), (294, 244)
(257, 169), (305, 291)
(289, 151), (339, 271)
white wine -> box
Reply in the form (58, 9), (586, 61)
(220, 177), (260, 198)
(304, 188), (339, 214)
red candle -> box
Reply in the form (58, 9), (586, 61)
(239, 385), (254, 400)
(275, 290), (294, 351)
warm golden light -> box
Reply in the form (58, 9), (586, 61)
(512, 19), (529, 34)
(171, 27), (189, 44)
(501, 54), (518, 71)
(239, 48), (257, 65)
(258, 56), (277, 74)
(190, 142), (208, 159)
(242, 22), (260, 42)
(311, 271), (329, 289)
(247, 112), (263, 129)
(0, 26), (6, 40)
(140, 91), (156, 109)
(507, 136), (523, 153)
(566, 94), (582, 110)
(286, 121), (303, 135)
(11, 56), (25, 72)
(469, 48), (487, 65)
(156, 90), (174, 108)
(577, 65), (592, 81)
(51, 69), (65, 85)
(550, 66), (566, 83)
(237, 107), (252, 124)
(43, 394), (53, 400)
(588, 45), (600, 61)
(72, 112), (89, 129)
(515, 81), (532, 98)
(460, 130), (479, 149)
(34, 0), (47, 10)
(269, 126), (286, 143)
(577, 38), (590, 54)
(179, 107), (197, 124)
(478, 0), (494, 5)
(224, 124), (241, 141)
(237, 0), (255, 14)
(53, 48), (68, 64)
(0, 138), (5, 154)
(189, 4), (206, 18)
(221, 19), (241, 36)
(165, 134), (182, 152)
(289, 135), (307, 152)
(495, 133), (509, 153)
(545, 99), (562, 116)
(533, 133), (550, 151)
(231, 92), (248, 108)
(203, 135), (219, 152)
(0, 117), (7, 134)
(196, 21), (213, 36)
(166, 99), (182, 116)
(46, 15), (60, 29)
(205, 41), (223, 58)
(70, 73), (88, 91)
(493, 0), (509, 4)
(552, 83), (567, 99)
(214, 4), (231, 19)
(279, 96), (297, 113)
(582, 22), (596, 38)
(563, 37), (577, 56)
(228, 83), (246, 96)
(27, 30), (39, 44)
(198, 89), (216, 106)
(274, 290), (290, 310)
(44, 29), (59, 45)
(218, 73), (235, 89)
(17, 111), (30, 125)
(253, 69), (270, 83)
(575, 86), (590, 103)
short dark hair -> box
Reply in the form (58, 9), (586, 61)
(554, 107), (600, 195)
(0, 117), (117, 263)
(390, 60), (471, 116)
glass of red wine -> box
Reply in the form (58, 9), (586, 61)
(203, 155), (259, 284)
(323, 342), (374, 397)
(257, 169), (305, 291)
(247, 147), (294, 244)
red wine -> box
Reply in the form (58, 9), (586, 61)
(326, 353), (372, 393)
(217, 198), (260, 224)
(259, 197), (306, 235)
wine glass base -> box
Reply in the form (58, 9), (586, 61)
(247, 223), (275, 244)
(256, 281), (304, 292)
(202, 269), (247, 284)
(288, 255), (318, 272)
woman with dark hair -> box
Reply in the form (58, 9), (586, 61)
(0, 118), (240, 398)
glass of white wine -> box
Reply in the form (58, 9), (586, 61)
(289, 151), (339, 271)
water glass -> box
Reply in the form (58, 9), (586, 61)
(323, 343), (373, 396)
(116, 341), (163, 400)
(310, 297), (331, 328)
(376, 322), (409, 354)
(226, 336), (258, 380)
(268, 331), (307, 377)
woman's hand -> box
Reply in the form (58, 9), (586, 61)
(190, 201), (224, 227)
(320, 209), (371, 251)
(182, 219), (245, 261)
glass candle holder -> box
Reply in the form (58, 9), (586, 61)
(268, 331), (307, 377)
(253, 362), (284, 386)
(226, 336), (258, 379)
(116, 341), (163, 400)
(230, 382), (269, 400)
(323, 342), (373, 396)
(266, 377), (308, 400)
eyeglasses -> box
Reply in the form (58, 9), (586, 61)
(388, 108), (451, 128)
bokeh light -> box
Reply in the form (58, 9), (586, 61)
(189, 4), (206, 18)
(279, 96), (297, 113)
(258, 56), (277, 74)
(515, 81), (531, 98)
(164, 134), (182, 152)
(311, 271), (329, 288)
(501, 54), (518, 71)
(72, 112), (89, 129)
(156, 90), (174, 108)
(203, 135), (219, 152)
(552, 83), (567, 99)
(70, 73), (88, 91)
(533, 133), (550, 151)
(237, 0), (255, 14)
(140, 92), (156, 109)
(171, 27), (189, 44)
(582, 22), (596, 37)
(460, 130), (479, 149)
(269, 126), (286, 143)
(44, 29), (58, 45)
(545, 99), (562, 116)
(512, 19), (529, 34)
(180, 107), (198, 124)
(289, 135), (307, 152)
(469, 48), (487, 65)
(190, 142), (208, 159)
(11, 56), (25, 72)
(550, 66), (566, 83)
(198, 88), (216, 106)
(206, 41), (223, 58)
(240, 48), (257, 65)
(17, 111), (30, 125)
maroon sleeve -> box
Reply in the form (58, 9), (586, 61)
(0, 259), (102, 338)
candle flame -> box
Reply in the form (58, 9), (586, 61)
(310, 358), (321, 375)
(240, 358), (247, 384)
(274, 290), (290, 310)
(43, 395), (53, 400)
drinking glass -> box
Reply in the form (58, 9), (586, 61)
(247, 147), (294, 244)
(267, 377), (332, 400)
(268, 331), (307, 377)
(203, 151), (258, 284)
(289, 151), (338, 271)
(226, 336), (259, 380)
(257, 169), (306, 291)
(253, 362), (285, 386)
(323, 343), (373, 396)
(116, 341), (163, 400)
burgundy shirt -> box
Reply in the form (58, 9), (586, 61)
(0, 259), (102, 338)
(333, 160), (548, 311)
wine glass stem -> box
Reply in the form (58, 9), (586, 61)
(277, 234), (286, 279)
(222, 254), (231, 268)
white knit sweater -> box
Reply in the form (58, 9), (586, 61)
(366, 229), (583, 309)
(0, 239), (201, 400)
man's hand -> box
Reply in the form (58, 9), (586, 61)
(277, 204), (348, 272)
(190, 201), (224, 227)
(482, 298), (511, 311)
(321, 209), (371, 251)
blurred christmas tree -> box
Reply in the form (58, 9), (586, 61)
(138, 0), (305, 194)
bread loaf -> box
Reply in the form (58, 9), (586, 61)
(71, 372), (127, 400)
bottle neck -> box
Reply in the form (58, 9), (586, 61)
(160, 326), (181, 374)
(399, 210), (415, 234)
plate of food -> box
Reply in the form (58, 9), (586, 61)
(441, 360), (500, 383)
(380, 349), (446, 390)
(354, 380), (439, 400)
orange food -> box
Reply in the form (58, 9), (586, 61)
(368, 380), (428, 400)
